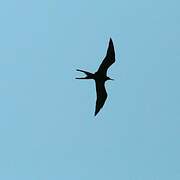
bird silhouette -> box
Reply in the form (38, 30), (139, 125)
(76, 38), (115, 116)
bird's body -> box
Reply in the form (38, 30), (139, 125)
(94, 71), (109, 81)
(76, 38), (115, 116)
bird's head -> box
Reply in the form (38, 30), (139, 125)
(107, 76), (114, 81)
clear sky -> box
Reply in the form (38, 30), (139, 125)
(0, 0), (180, 179)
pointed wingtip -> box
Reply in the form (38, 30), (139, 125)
(109, 38), (113, 46)
(94, 109), (100, 116)
(94, 109), (98, 116)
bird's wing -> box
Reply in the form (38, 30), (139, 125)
(97, 38), (115, 75)
(94, 81), (107, 116)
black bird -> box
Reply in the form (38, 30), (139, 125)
(76, 38), (115, 116)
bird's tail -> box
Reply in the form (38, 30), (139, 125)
(76, 69), (94, 79)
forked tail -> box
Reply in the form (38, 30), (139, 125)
(76, 69), (94, 79)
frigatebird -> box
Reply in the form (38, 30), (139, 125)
(76, 38), (115, 116)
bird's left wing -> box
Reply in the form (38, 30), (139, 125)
(94, 81), (107, 116)
(97, 38), (115, 75)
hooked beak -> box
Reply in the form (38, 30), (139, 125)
(108, 77), (114, 81)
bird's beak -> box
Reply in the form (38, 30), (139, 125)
(109, 78), (114, 81)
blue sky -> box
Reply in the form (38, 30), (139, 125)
(0, 0), (180, 179)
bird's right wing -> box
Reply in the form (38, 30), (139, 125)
(94, 81), (107, 116)
(97, 38), (115, 75)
